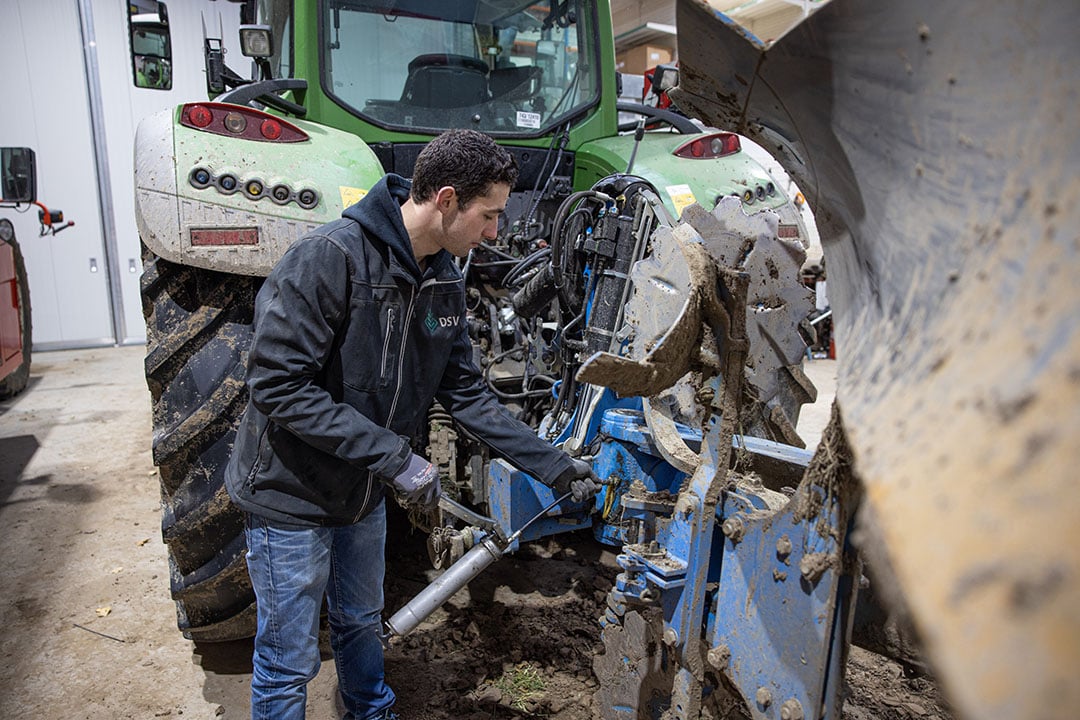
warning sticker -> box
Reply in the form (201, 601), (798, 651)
(665, 184), (697, 218)
(339, 186), (368, 209)
(516, 111), (541, 129)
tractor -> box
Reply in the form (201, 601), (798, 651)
(135, 0), (814, 648)
(134, 0), (1080, 717)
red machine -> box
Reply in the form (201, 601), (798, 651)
(0, 216), (30, 399)
(1, 146), (71, 399)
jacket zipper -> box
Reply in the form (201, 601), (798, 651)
(353, 285), (417, 524)
(380, 305), (394, 380)
(387, 278), (446, 424)
(245, 421), (272, 487)
(353, 278), (452, 523)
(386, 284), (417, 427)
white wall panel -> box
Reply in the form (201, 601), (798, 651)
(1, 0), (113, 347)
(94, 0), (244, 344)
(1, 0), (245, 348)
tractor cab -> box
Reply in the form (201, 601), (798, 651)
(247, 0), (605, 139)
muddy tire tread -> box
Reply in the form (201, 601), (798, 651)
(141, 244), (259, 641)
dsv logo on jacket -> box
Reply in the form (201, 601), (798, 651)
(424, 309), (460, 332)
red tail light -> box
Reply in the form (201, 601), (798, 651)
(180, 103), (308, 143)
(260, 119), (283, 140)
(672, 132), (741, 159)
(187, 104), (213, 128)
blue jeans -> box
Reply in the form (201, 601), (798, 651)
(244, 501), (396, 720)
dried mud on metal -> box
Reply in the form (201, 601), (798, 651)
(381, 503), (954, 720)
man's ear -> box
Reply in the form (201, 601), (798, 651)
(434, 186), (457, 213)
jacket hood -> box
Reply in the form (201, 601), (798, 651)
(342, 174), (425, 279)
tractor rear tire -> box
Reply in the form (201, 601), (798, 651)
(0, 235), (31, 400)
(140, 244), (260, 642)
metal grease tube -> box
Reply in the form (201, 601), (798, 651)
(383, 534), (505, 637)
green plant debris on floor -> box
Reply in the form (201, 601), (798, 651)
(495, 663), (547, 712)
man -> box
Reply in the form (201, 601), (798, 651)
(225, 129), (597, 720)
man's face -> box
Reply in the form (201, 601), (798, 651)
(438, 182), (510, 258)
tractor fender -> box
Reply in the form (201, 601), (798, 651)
(134, 105), (385, 277)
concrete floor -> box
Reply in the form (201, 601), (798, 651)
(797, 355), (838, 450)
(0, 346), (836, 718)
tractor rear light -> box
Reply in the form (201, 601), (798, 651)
(260, 118), (283, 140)
(179, 102), (308, 143)
(711, 134), (740, 155)
(187, 104), (213, 128)
(778, 224), (800, 239)
(673, 132), (741, 159)
(224, 112), (248, 134)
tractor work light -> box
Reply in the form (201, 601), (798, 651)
(672, 132), (741, 159)
(239, 25), (273, 58)
(180, 103), (308, 143)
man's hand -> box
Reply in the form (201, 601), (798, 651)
(390, 453), (441, 510)
(553, 457), (601, 503)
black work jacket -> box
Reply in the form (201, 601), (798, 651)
(225, 175), (572, 526)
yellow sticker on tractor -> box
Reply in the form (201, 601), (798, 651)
(665, 184), (697, 218)
(339, 186), (368, 209)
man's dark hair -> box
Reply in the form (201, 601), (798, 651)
(411, 129), (518, 208)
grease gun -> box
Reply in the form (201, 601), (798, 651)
(383, 490), (574, 638)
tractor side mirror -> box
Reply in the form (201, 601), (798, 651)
(129, 1), (173, 90)
(652, 64), (679, 93)
(0, 147), (36, 205)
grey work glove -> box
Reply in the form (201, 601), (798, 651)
(390, 453), (441, 510)
(553, 457), (601, 503)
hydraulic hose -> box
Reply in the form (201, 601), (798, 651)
(511, 263), (559, 318)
